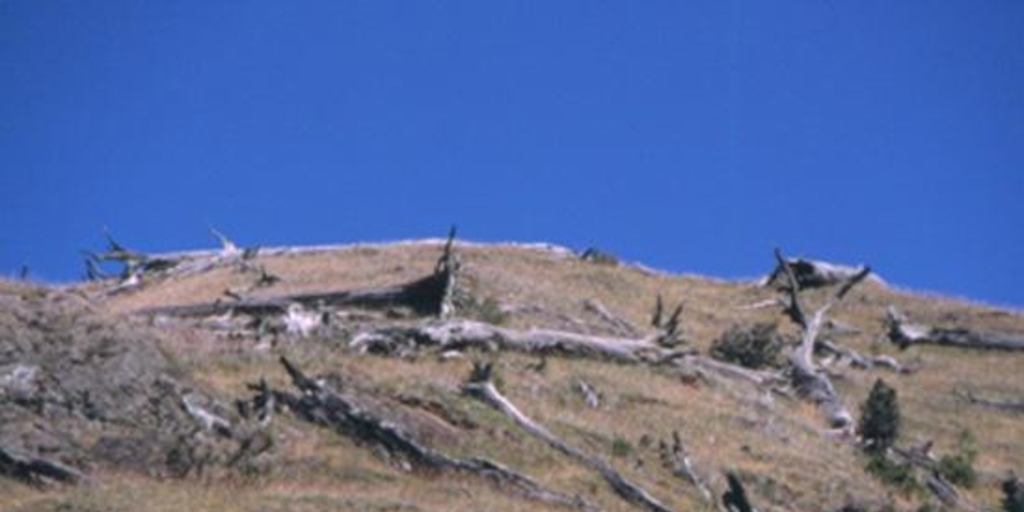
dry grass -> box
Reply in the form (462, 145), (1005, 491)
(4, 241), (1024, 511)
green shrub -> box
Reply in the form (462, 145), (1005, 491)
(709, 323), (785, 369)
(938, 454), (977, 488)
(865, 453), (920, 495)
(611, 436), (633, 458)
(579, 248), (619, 266)
(859, 379), (900, 453)
(937, 429), (977, 488)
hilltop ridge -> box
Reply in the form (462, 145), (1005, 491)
(2, 236), (1023, 512)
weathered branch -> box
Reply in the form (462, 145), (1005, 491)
(463, 363), (675, 512)
(886, 307), (1024, 352)
(584, 299), (641, 338)
(275, 357), (600, 512)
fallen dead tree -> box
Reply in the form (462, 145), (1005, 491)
(351, 319), (672, 362)
(953, 388), (1024, 414)
(463, 362), (676, 512)
(888, 445), (984, 512)
(270, 357), (601, 512)
(816, 340), (918, 374)
(774, 248), (871, 429)
(140, 227), (462, 321)
(886, 307), (1024, 352)
(85, 228), (258, 292)
(350, 316), (784, 391)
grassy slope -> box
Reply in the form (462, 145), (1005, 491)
(4, 242), (1023, 511)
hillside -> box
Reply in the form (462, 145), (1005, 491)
(2, 236), (1023, 512)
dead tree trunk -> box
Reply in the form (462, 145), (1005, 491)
(886, 307), (1024, 352)
(775, 248), (871, 429)
(272, 357), (600, 512)
(140, 227), (462, 320)
(350, 319), (673, 362)
(953, 388), (1024, 414)
(463, 363), (676, 512)
(815, 340), (918, 374)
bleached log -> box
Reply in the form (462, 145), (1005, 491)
(274, 358), (601, 512)
(886, 307), (1024, 352)
(953, 388), (1024, 413)
(350, 319), (673, 363)
(463, 363), (675, 512)
(775, 248), (871, 429)
(816, 340), (918, 374)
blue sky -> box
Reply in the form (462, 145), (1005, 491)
(2, 2), (1022, 306)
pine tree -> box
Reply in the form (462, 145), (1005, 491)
(859, 379), (900, 453)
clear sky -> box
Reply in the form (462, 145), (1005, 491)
(2, 2), (1022, 306)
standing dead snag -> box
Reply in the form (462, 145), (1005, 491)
(774, 248), (871, 429)
(463, 363), (676, 512)
(659, 431), (714, 506)
(651, 296), (685, 348)
(886, 307), (1024, 352)
(435, 225), (461, 319)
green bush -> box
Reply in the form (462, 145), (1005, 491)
(709, 323), (785, 369)
(865, 453), (920, 495)
(611, 436), (633, 458)
(859, 379), (900, 453)
(579, 247), (619, 266)
(938, 429), (978, 488)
